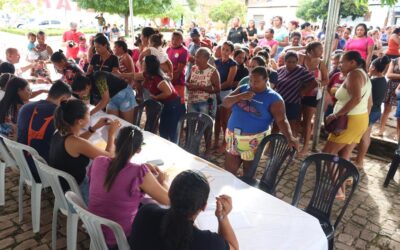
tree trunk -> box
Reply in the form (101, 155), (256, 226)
(125, 14), (129, 37)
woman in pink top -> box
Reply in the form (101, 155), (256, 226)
(345, 23), (374, 67)
(257, 28), (279, 58)
(88, 126), (169, 248)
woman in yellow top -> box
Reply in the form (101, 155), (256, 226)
(323, 51), (372, 198)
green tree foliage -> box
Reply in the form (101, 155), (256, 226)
(296, 0), (369, 21)
(76, 0), (173, 17)
(209, 0), (247, 31)
(0, 0), (33, 16)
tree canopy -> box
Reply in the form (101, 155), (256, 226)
(75, 0), (173, 17)
(209, 0), (247, 31)
(296, 0), (369, 21)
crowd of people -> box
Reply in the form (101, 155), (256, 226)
(0, 14), (399, 249)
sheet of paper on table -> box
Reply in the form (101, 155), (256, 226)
(196, 210), (252, 232)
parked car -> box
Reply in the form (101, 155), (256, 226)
(19, 19), (65, 29)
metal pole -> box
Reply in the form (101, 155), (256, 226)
(129, 0), (135, 39)
(312, 0), (341, 151)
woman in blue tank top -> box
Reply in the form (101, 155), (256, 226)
(222, 67), (298, 175)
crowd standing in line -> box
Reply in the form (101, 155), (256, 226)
(1, 14), (400, 249)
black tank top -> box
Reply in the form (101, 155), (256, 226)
(49, 132), (90, 190)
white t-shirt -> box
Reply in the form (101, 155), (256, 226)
(149, 47), (168, 64)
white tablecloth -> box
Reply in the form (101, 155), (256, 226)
(88, 112), (328, 250)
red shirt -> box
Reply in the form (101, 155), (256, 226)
(144, 74), (179, 102)
(131, 48), (140, 73)
(62, 30), (83, 59)
(166, 45), (188, 86)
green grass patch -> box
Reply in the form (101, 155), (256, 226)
(0, 27), (97, 36)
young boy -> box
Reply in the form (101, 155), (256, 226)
(27, 32), (39, 61)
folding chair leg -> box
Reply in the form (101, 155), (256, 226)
(51, 205), (58, 250)
(66, 213), (79, 250)
(18, 176), (24, 223)
(0, 161), (5, 206)
(31, 183), (42, 233)
(384, 154), (400, 187)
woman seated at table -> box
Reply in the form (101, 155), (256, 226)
(129, 170), (239, 250)
(71, 71), (136, 121)
(118, 55), (182, 142)
(49, 99), (120, 202)
(0, 77), (31, 137)
(223, 67), (298, 175)
(88, 125), (169, 249)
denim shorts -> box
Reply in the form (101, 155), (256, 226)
(220, 90), (232, 101)
(107, 86), (137, 112)
(369, 111), (381, 126)
(188, 99), (216, 117)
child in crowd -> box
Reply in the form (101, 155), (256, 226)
(30, 60), (51, 83)
(78, 35), (88, 56)
(78, 53), (89, 72)
(27, 32), (39, 62)
(140, 33), (173, 78)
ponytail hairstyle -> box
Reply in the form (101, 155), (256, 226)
(54, 99), (88, 136)
(94, 34), (112, 54)
(50, 50), (67, 64)
(144, 55), (168, 81)
(161, 170), (210, 250)
(141, 27), (157, 39)
(104, 126), (143, 191)
(305, 41), (323, 55)
(114, 40), (128, 53)
(342, 51), (366, 72)
(134, 34), (142, 47)
(0, 73), (15, 90)
(149, 33), (164, 48)
(371, 55), (390, 73)
(0, 77), (28, 123)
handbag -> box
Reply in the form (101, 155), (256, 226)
(324, 115), (348, 135)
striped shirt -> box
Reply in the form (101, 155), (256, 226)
(276, 65), (315, 104)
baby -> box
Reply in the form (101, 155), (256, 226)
(31, 60), (51, 83)
(27, 32), (39, 61)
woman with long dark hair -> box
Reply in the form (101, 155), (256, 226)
(88, 126), (169, 249)
(129, 170), (239, 250)
(119, 55), (182, 141)
(86, 34), (119, 74)
(0, 77), (31, 136)
(49, 99), (120, 201)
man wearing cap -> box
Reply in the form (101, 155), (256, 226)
(62, 22), (84, 63)
(185, 28), (202, 82)
(227, 17), (248, 44)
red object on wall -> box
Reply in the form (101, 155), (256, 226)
(161, 17), (170, 26)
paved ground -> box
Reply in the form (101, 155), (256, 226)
(1, 136), (399, 250)
(0, 31), (399, 250)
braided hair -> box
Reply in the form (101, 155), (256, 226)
(161, 170), (210, 250)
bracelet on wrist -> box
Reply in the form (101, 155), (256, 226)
(88, 126), (96, 133)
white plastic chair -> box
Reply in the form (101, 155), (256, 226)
(33, 157), (82, 250)
(65, 191), (130, 250)
(0, 134), (49, 233)
(0, 135), (17, 206)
